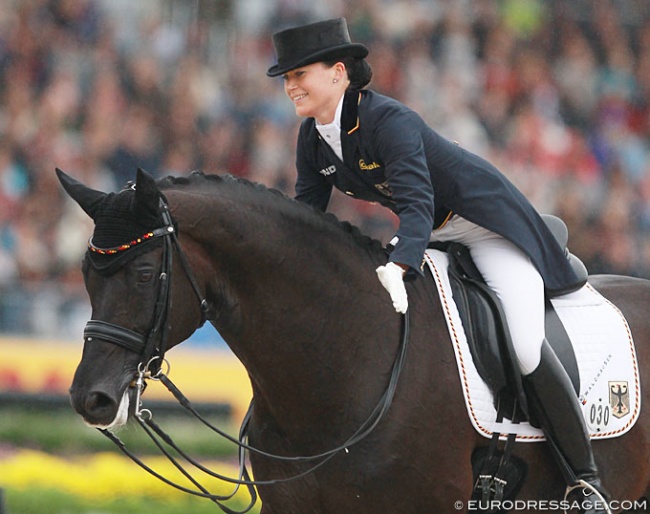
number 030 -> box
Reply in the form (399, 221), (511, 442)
(590, 403), (610, 427)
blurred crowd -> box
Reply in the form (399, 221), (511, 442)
(1, 0), (650, 338)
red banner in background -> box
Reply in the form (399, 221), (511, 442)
(0, 337), (252, 419)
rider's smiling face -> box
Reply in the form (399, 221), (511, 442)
(282, 61), (347, 124)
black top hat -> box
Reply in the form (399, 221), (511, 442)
(267, 18), (368, 77)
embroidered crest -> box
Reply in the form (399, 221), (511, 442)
(319, 165), (337, 176)
(359, 159), (381, 171)
(609, 381), (630, 418)
(375, 181), (392, 196)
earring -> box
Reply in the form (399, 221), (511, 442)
(333, 79), (338, 83)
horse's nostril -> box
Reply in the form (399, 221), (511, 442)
(84, 391), (115, 416)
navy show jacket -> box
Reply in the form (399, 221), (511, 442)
(294, 89), (581, 295)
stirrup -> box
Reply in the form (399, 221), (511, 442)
(564, 479), (612, 514)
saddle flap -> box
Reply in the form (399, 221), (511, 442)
(442, 242), (581, 422)
(445, 243), (526, 415)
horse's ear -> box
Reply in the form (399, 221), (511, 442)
(134, 168), (161, 216)
(55, 167), (107, 220)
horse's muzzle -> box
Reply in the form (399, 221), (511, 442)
(70, 382), (135, 428)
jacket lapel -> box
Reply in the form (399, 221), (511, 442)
(340, 90), (362, 165)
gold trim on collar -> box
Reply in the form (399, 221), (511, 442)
(347, 92), (362, 135)
(347, 121), (360, 135)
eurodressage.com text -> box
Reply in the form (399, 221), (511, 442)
(460, 499), (648, 511)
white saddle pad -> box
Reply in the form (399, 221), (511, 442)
(424, 249), (641, 442)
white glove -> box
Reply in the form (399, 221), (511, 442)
(376, 262), (408, 314)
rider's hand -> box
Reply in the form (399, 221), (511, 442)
(376, 262), (408, 314)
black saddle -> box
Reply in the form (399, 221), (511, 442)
(431, 214), (588, 422)
(430, 215), (588, 511)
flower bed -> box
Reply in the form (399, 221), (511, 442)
(1, 449), (260, 514)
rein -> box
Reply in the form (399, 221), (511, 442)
(89, 195), (412, 513)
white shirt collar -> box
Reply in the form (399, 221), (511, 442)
(316, 94), (344, 130)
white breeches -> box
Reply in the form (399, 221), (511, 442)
(431, 215), (545, 375)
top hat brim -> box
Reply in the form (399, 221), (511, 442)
(266, 43), (368, 77)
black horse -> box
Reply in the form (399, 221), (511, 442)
(57, 168), (650, 513)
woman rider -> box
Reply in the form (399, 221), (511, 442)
(267, 17), (611, 513)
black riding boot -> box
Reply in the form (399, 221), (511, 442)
(523, 341), (612, 514)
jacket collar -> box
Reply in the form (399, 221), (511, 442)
(341, 90), (363, 135)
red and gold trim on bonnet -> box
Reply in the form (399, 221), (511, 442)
(87, 225), (174, 255)
(88, 232), (157, 255)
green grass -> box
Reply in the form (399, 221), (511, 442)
(0, 406), (239, 458)
(4, 487), (260, 514)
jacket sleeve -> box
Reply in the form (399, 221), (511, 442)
(294, 123), (332, 212)
(372, 108), (436, 275)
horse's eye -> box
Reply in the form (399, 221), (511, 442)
(138, 270), (154, 283)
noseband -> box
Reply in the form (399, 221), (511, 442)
(84, 320), (148, 354)
(82, 195), (210, 372)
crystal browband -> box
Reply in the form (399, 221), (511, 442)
(88, 225), (174, 255)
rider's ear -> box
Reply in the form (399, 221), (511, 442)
(134, 168), (161, 216)
(55, 167), (107, 220)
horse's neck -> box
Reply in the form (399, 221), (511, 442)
(213, 254), (370, 417)
(215, 272), (382, 435)
(172, 187), (397, 433)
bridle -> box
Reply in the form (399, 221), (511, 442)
(83, 195), (210, 374)
(84, 193), (412, 514)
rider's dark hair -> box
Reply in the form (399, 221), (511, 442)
(324, 56), (373, 91)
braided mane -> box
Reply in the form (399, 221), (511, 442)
(159, 171), (385, 254)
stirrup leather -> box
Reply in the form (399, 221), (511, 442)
(563, 479), (612, 514)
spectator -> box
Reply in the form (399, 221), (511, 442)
(1, 0), (650, 338)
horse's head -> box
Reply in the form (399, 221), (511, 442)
(57, 168), (204, 428)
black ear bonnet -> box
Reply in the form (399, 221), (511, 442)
(85, 184), (166, 275)
(56, 168), (168, 276)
